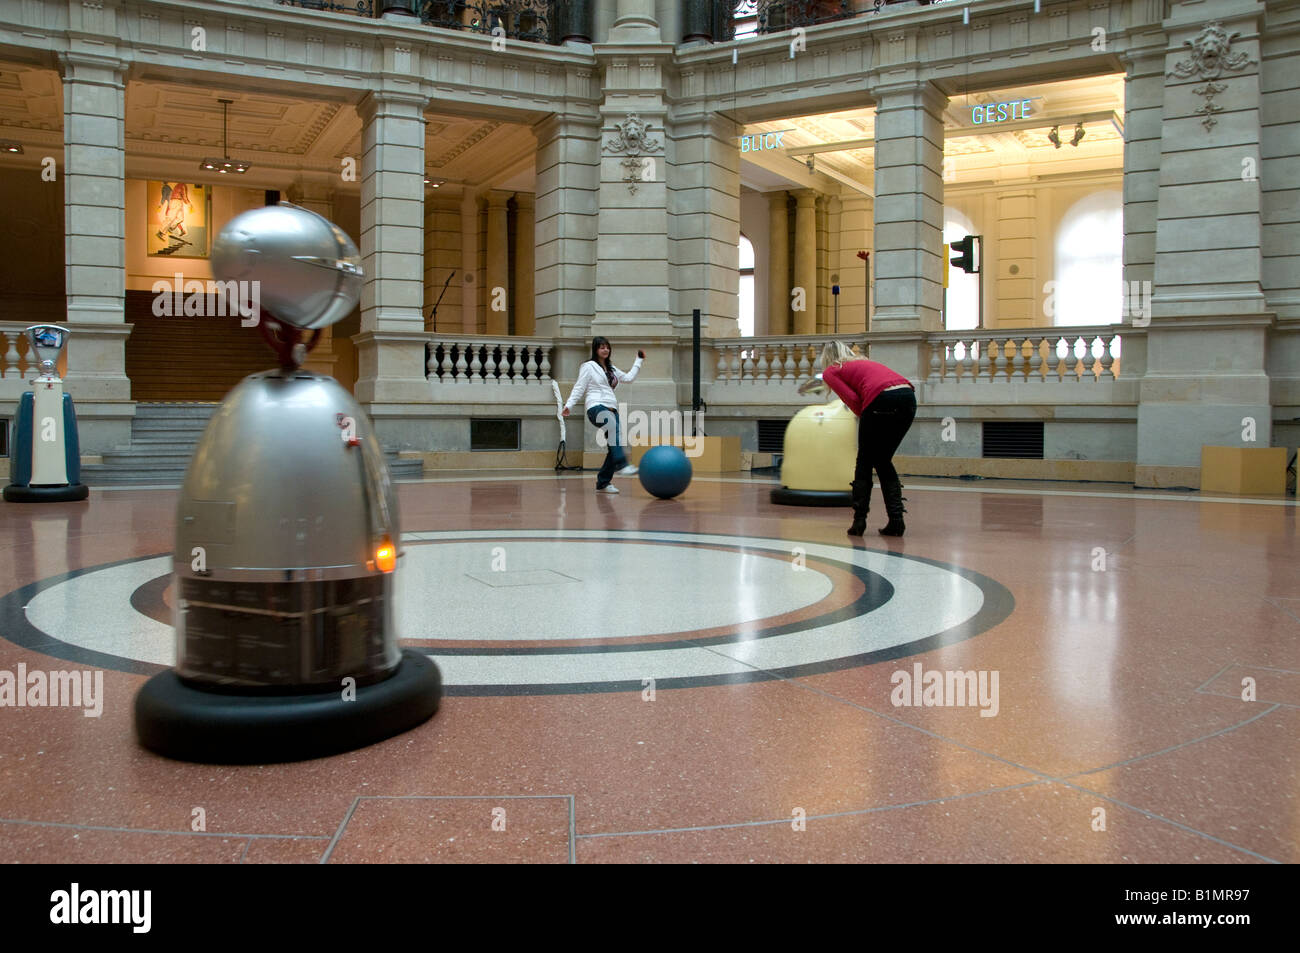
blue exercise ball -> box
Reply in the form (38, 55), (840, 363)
(638, 445), (693, 499)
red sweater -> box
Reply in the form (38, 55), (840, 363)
(822, 360), (912, 417)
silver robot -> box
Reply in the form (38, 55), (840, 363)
(134, 203), (442, 763)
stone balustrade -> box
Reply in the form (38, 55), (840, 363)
(926, 326), (1128, 384)
(0, 323), (37, 401)
(710, 335), (849, 385)
(425, 335), (554, 385)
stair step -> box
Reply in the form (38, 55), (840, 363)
(101, 453), (196, 467)
(86, 403), (423, 486)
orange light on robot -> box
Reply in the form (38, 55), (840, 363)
(374, 538), (397, 573)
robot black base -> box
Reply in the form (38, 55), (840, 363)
(134, 649), (442, 764)
(3, 483), (90, 503)
(769, 487), (852, 507)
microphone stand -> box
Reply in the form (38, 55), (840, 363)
(428, 270), (456, 380)
(429, 270), (456, 334)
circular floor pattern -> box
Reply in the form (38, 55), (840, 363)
(1, 530), (1013, 694)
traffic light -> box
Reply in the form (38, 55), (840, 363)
(949, 235), (980, 274)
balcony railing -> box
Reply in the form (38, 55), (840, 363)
(418, 1), (550, 44)
(755, 0), (855, 32)
(1, 323), (37, 402)
(275, 0), (552, 44)
(275, 0), (375, 17)
(927, 327), (1127, 384)
(425, 334), (554, 384)
(711, 334), (847, 384)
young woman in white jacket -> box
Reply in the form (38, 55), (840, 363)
(562, 336), (645, 493)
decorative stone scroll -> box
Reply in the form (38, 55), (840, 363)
(1167, 21), (1256, 131)
(603, 114), (662, 195)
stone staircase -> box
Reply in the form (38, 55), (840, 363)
(81, 403), (424, 486)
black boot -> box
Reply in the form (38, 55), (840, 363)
(879, 476), (907, 537)
(847, 480), (870, 536)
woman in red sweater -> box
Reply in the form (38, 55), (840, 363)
(819, 342), (916, 536)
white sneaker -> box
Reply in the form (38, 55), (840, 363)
(597, 484), (620, 494)
(617, 464), (639, 476)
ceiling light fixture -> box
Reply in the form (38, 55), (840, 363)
(0, 140), (23, 154)
(199, 99), (250, 174)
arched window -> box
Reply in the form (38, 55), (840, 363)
(739, 234), (755, 337)
(943, 211), (979, 331)
(1054, 191), (1123, 326)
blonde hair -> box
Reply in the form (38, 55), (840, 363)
(819, 341), (861, 369)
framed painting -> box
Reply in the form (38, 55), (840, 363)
(146, 182), (211, 259)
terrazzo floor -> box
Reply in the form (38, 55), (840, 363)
(0, 471), (1295, 864)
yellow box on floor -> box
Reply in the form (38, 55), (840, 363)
(1200, 446), (1288, 495)
(628, 436), (742, 473)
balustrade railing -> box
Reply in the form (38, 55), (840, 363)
(756, 0), (855, 32)
(275, 0), (375, 17)
(711, 335), (848, 385)
(0, 323), (36, 400)
(418, 1), (550, 42)
(926, 327), (1126, 384)
(425, 335), (553, 384)
(275, 0), (552, 43)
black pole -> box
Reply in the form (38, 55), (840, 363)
(692, 308), (702, 437)
(429, 269), (456, 334)
(865, 254), (870, 328)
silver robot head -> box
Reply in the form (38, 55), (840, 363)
(211, 203), (363, 330)
(26, 324), (69, 378)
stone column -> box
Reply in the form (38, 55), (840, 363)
(59, 51), (132, 453)
(424, 191), (461, 334)
(996, 190), (1036, 329)
(667, 111), (739, 337)
(513, 193), (536, 337)
(792, 190), (817, 335)
(815, 194), (828, 333)
(839, 194), (872, 335)
(353, 89), (432, 433)
(595, 108), (670, 343)
(1121, 46), (1164, 303)
(556, 0), (594, 44)
(1135, 3), (1272, 488)
(460, 190), (481, 333)
(485, 190), (511, 335)
(680, 0), (711, 42)
(1261, 0), (1300, 454)
(533, 114), (599, 340)
(610, 0), (660, 41)
(1115, 43), (1162, 393)
(871, 81), (947, 379)
(767, 191), (789, 335)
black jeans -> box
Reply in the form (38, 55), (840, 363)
(587, 404), (628, 488)
(855, 388), (917, 496)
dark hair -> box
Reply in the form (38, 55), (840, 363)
(590, 336), (617, 388)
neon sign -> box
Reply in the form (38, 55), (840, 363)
(740, 131), (787, 152)
(971, 100), (1032, 124)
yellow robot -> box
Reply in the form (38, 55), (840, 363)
(770, 375), (858, 506)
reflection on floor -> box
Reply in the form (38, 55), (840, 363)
(0, 472), (1295, 863)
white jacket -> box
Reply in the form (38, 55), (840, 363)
(565, 357), (642, 413)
